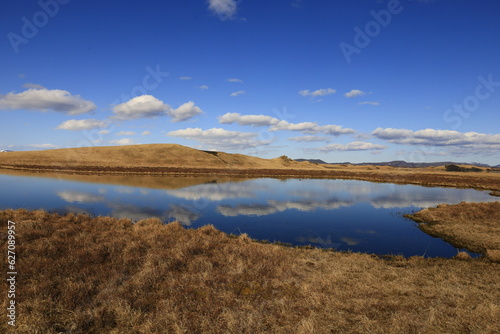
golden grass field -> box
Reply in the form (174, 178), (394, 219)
(1, 209), (499, 334)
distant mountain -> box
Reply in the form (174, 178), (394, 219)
(0, 150), (13, 152)
(293, 159), (493, 168)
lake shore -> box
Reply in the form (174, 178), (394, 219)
(1, 209), (499, 333)
(1, 144), (500, 192)
(406, 201), (500, 262)
(2, 163), (500, 191)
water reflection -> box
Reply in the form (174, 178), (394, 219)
(58, 191), (105, 203)
(217, 198), (354, 217)
(0, 172), (497, 257)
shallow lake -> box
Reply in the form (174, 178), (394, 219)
(0, 171), (497, 258)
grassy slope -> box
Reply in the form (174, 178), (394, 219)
(1, 209), (499, 334)
(0, 144), (320, 170)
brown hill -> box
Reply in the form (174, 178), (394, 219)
(0, 144), (322, 170)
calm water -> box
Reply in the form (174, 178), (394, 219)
(1, 171), (497, 257)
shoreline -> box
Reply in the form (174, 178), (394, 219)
(2, 164), (500, 191)
(405, 201), (500, 262)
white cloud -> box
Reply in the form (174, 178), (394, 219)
(227, 78), (243, 83)
(208, 0), (238, 20)
(99, 130), (110, 135)
(218, 112), (280, 126)
(22, 83), (46, 89)
(230, 90), (245, 97)
(0, 88), (96, 115)
(288, 136), (331, 143)
(116, 131), (136, 136)
(179, 76), (192, 80)
(372, 128), (500, 155)
(109, 138), (135, 145)
(199, 85), (209, 90)
(56, 119), (108, 131)
(168, 101), (203, 122)
(28, 143), (58, 150)
(317, 141), (385, 152)
(344, 89), (365, 98)
(112, 95), (170, 120)
(270, 120), (355, 136)
(141, 131), (151, 135)
(359, 101), (379, 106)
(299, 88), (336, 97)
(372, 128), (500, 146)
(167, 127), (271, 151)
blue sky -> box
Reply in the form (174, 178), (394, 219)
(1, 0), (499, 164)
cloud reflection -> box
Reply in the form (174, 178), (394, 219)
(166, 183), (261, 201)
(166, 205), (201, 226)
(217, 198), (354, 217)
(57, 191), (105, 203)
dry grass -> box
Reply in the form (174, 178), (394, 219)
(2, 144), (500, 191)
(406, 202), (500, 260)
(1, 209), (499, 333)
(0, 144), (321, 170)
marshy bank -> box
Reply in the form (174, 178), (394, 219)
(1, 209), (499, 333)
(406, 201), (500, 262)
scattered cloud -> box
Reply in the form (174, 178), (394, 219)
(230, 90), (245, 97)
(56, 119), (108, 131)
(270, 120), (356, 136)
(168, 101), (203, 122)
(299, 88), (336, 97)
(112, 96), (203, 122)
(28, 143), (58, 150)
(218, 112), (279, 126)
(116, 131), (136, 136)
(288, 136), (331, 143)
(112, 95), (170, 120)
(208, 0), (238, 20)
(344, 89), (365, 98)
(22, 83), (45, 89)
(372, 128), (500, 146)
(316, 141), (385, 152)
(109, 138), (135, 145)
(359, 101), (379, 106)
(227, 78), (243, 83)
(372, 128), (500, 155)
(179, 76), (192, 80)
(0, 88), (97, 115)
(198, 85), (209, 90)
(141, 131), (151, 135)
(167, 127), (271, 151)
(99, 130), (110, 135)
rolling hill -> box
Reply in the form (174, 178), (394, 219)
(0, 144), (322, 170)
